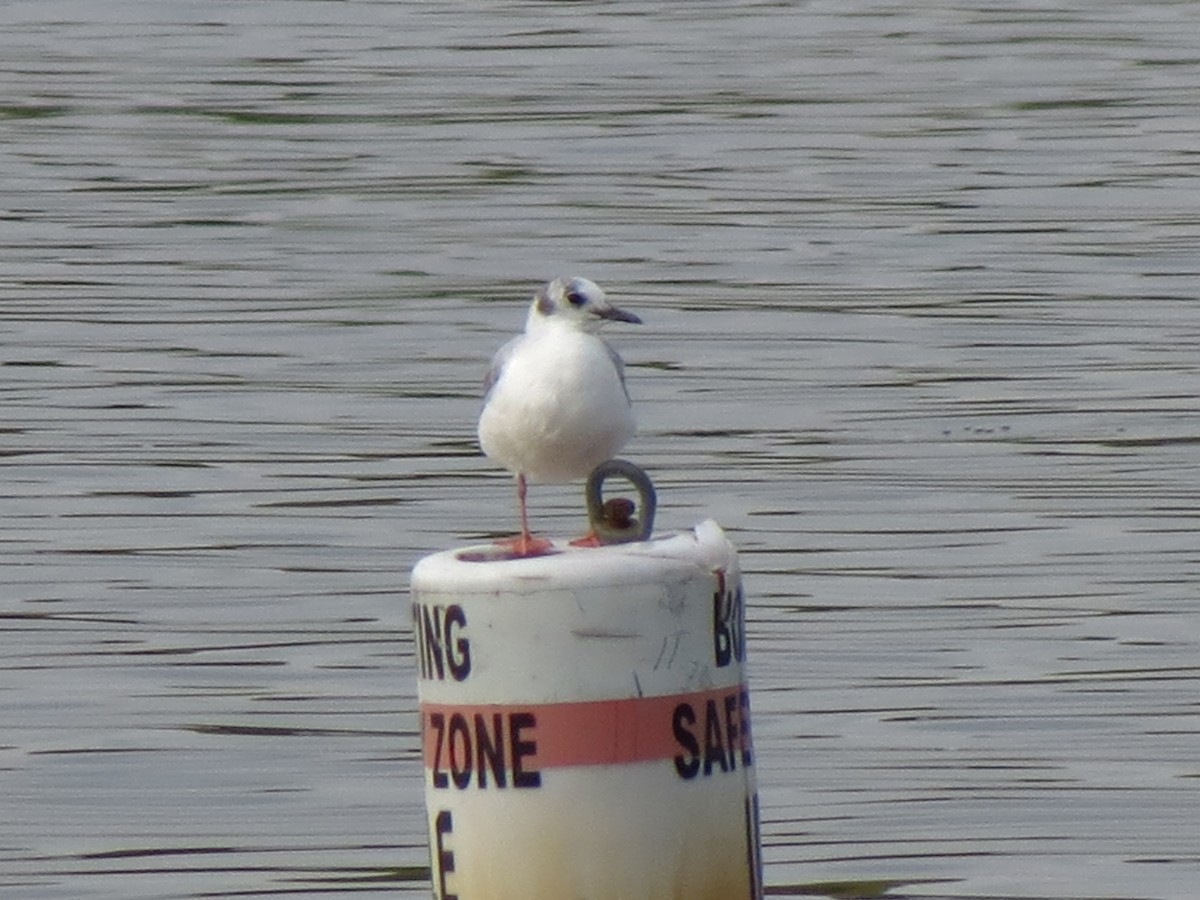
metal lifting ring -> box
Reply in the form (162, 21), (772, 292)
(584, 459), (656, 545)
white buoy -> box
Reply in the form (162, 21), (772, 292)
(409, 519), (763, 900)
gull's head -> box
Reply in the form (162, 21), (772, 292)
(527, 276), (642, 332)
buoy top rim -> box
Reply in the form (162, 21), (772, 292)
(410, 521), (734, 593)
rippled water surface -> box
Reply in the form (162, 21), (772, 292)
(4, 2), (1200, 898)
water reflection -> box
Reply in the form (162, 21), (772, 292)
(4, 1), (1200, 898)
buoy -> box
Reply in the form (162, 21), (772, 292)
(409, 518), (763, 900)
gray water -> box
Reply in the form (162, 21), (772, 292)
(4, 1), (1200, 898)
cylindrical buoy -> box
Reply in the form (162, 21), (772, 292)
(409, 519), (762, 900)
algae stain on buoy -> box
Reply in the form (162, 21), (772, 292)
(410, 519), (763, 900)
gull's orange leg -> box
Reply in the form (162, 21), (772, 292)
(495, 473), (554, 557)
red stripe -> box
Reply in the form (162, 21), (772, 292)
(421, 684), (750, 770)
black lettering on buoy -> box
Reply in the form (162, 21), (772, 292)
(474, 713), (507, 789)
(429, 712), (449, 789)
(434, 809), (458, 900)
(445, 604), (471, 681)
(418, 603), (445, 680)
(744, 793), (762, 900)
(703, 698), (729, 775)
(672, 688), (754, 780)
(448, 713), (472, 789)
(412, 602), (472, 682)
(724, 690), (740, 772)
(510, 712), (542, 788)
(672, 702), (700, 779)
(740, 688), (754, 768)
(713, 583), (746, 668)
(427, 709), (542, 791)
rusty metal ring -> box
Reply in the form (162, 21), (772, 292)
(585, 459), (656, 544)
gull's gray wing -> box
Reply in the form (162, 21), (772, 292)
(605, 340), (632, 404)
(483, 334), (522, 401)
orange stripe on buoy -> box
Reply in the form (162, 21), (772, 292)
(420, 684), (752, 772)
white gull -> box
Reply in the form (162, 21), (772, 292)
(478, 276), (641, 556)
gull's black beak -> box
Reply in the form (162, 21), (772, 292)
(595, 304), (642, 325)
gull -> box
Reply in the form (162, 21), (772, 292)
(478, 276), (641, 556)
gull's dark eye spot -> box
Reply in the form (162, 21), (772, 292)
(565, 290), (587, 307)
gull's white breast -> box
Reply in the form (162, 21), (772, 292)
(478, 324), (635, 484)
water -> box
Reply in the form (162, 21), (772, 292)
(3, 1), (1200, 898)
